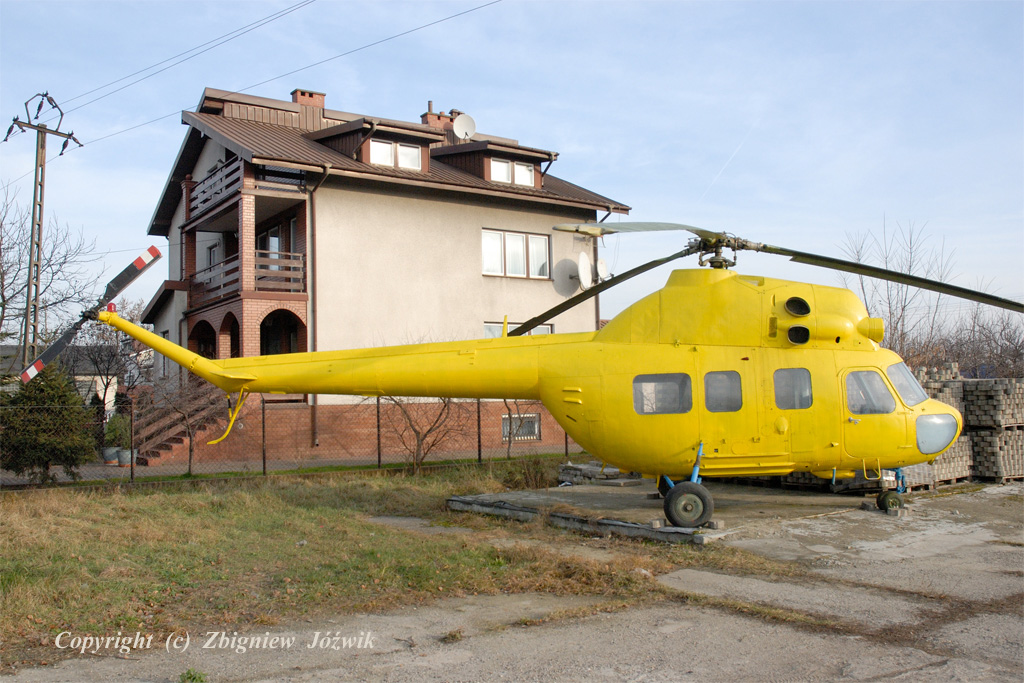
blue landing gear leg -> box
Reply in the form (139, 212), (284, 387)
(663, 442), (714, 528)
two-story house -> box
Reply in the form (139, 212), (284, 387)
(138, 87), (628, 463)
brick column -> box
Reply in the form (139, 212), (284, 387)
(181, 174), (196, 221)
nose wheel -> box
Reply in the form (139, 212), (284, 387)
(876, 490), (905, 510)
(664, 481), (714, 528)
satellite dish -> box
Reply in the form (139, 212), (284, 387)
(452, 113), (476, 140)
(596, 258), (609, 282)
(576, 251), (594, 290)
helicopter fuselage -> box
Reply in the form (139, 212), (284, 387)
(97, 268), (961, 481)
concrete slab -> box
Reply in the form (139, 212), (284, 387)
(452, 479), (864, 529)
(657, 568), (928, 627)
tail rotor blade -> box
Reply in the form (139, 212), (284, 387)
(19, 246), (162, 383)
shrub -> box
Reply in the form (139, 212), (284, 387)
(0, 365), (97, 483)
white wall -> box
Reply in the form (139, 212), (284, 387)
(312, 183), (597, 355)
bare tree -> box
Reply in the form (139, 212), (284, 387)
(381, 396), (471, 473)
(0, 186), (102, 347)
(61, 298), (148, 407)
(840, 219), (955, 366)
(840, 219), (1022, 377)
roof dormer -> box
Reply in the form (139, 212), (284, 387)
(306, 118), (444, 173)
(431, 140), (555, 190)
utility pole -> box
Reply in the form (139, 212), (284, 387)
(3, 93), (82, 367)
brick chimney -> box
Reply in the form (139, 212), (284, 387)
(291, 89), (325, 108)
(421, 101), (456, 130)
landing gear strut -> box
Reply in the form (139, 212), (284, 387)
(876, 468), (907, 510)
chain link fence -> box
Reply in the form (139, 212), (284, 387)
(1, 395), (585, 487)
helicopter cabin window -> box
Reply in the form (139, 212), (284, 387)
(503, 413), (541, 441)
(484, 322), (551, 337)
(846, 371), (896, 415)
(774, 368), (813, 410)
(705, 371), (742, 413)
(633, 373), (692, 415)
(481, 229), (549, 279)
(886, 362), (928, 407)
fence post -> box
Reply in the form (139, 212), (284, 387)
(261, 394), (267, 476)
(564, 430), (568, 458)
(376, 396), (382, 469)
(129, 396), (135, 483)
(477, 399), (482, 463)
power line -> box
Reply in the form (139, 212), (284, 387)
(59, 0), (317, 110)
(6, 0), (504, 175)
(58, 0), (318, 118)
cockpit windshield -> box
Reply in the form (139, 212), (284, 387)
(886, 362), (928, 407)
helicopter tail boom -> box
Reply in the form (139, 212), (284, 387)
(94, 311), (557, 400)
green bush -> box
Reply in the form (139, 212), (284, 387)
(105, 413), (131, 449)
(0, 365), (97, 484)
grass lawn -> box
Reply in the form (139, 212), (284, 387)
(1, 459), (793, 668)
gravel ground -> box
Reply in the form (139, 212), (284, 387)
(8, 483), (1023, 682)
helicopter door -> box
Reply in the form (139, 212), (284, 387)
(841, 369), (905, 466)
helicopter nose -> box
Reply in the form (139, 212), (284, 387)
(916, 413), (959, 455)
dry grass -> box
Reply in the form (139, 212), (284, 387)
(0, 459), (657, 667)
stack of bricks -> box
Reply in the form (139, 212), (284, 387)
(915, 363), (970, 484)
(963, 378), (1024, 481)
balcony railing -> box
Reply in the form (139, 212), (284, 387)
(190, 254), (240, 306)
(256, 250), (306, 293)
(189, 158), (243, 220)
(190, 251), (306, 307)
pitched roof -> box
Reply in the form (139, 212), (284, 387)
(149, 89), (630, 236)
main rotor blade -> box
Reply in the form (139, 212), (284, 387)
(20, 246), (163, 383)
(554, 221), (711, 238)
(509, 242), (702, 336)
(756, 243), (1024, 314)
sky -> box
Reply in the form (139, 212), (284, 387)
(1, 0), (1021, 326)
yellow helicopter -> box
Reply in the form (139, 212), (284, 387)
(22, 225), (1023, 527)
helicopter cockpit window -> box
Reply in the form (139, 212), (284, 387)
(886, 362), (928, 407)
(705, 371), (742, 413)
(846, 371), (896, 415)
(774, 368), (813, 410)
(633, 374), (692, 415)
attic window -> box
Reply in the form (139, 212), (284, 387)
(370, 139), (421, 170)
(490, 159), (534, 186)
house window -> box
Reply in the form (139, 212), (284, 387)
(481, 229), (549, 279)
(503, 413), (541, 441)
(490, 159), (535, 186)
(705, 371), (742, 413)
(490, 158), (512, 183)
(370, 139), (421, 170)
(484, 322), (552, 338)
(207, 243), (219, 268)
(514, 162), (534, 186)
(774, 368), (813, 410)
(633, 373), (692, 415)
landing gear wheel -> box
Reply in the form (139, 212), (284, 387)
(664, 481), (714, 528)
(876, 490), (905, 510)
(657, 476), (673, 497)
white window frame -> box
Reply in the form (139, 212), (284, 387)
(484, 322), (552, 338)
(513, 162), (534, 186)
(369, 140), (422, 171)
(490, 158), (512, 183)
(502, 413), (541, 442)
(481, 229), (550, 280)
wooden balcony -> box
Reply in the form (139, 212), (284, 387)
(190, 254), (240, 306)
(255, 250), (306, 293)
(190, 251), (306, 308)
(189, 158), (243, 219)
